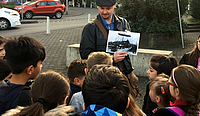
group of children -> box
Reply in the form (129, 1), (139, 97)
(0, 35), (200, 116)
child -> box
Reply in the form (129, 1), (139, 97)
(0, 59), (11, 82)
(0, 35), (7, 59)
(69, 52), (112, 115)
(149, 74), (171, 113)
(0, 36), (46, 114)
(3, 71), (74, 116)
(142, 54), (178, 116)
(67, 59), (87, 104)
(81, 65), (130, 116)
(154, 65), (200, 116)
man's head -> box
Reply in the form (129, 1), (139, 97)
(96, 0), (116, 20)
(82, 65), (130, 113)
(4, 36), (46, 76)
(67, 59), (87, 87)
(0, 35), (7, 59)
(87, 52), (113, 70)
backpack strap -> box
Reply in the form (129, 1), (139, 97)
(166, 106), (186, 116)
(92, 18), (125, 72)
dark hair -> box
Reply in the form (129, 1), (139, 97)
(87, 52), (112, 70)
(150, 54), (178, 76)
(150, 74), (171, 107)
(82, 65), (129, 113)
(188, 35), (200, 66)
(67, 59), (87, 82)
(171, 65), (200, 116)
(16, 71), (70, 116)
(0, 59), (11, 81)
(0, 35), (7, 45)
(4, 36), (46, 74)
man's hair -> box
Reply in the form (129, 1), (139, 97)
(82, 65), (129, 113)
(67, 59), (87, 82)
(0, 59), (11, 81)
(4, 36), (46, 74)
(0, 35), (7, 45)
(87, 52), (112, 70)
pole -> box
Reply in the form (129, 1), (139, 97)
(65, 0), (68, 15)
(177, 0), (184, 48)
(46, 17), (50, 34)
(21, 0), (23, 20)
(88, 14), (91, 23)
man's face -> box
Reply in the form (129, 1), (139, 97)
(98, 4), (116, 20)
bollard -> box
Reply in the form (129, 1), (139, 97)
(88, 14), (91, 23)
(46, 16), (50, 34)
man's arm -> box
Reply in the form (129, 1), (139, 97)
(79, 24), (96, 59)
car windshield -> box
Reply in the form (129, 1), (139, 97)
(26, 1), (37, 5)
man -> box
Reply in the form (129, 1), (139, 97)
(79, 0), (139, 98)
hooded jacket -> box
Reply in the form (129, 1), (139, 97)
(2, 105), (74, 116)
(79, 14), (133, 75)
(81, 104), (124, 116)
(0, 79), (33, 114)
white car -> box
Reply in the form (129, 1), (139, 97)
(0, 8), (21, 30)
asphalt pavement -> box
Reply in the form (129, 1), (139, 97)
(5, 7), (200, 109)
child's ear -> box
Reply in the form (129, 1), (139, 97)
(74, 77), (81, 86)
(126, 97), (130, 108)
(156, 96), (161, 103)
(84, 68), (88, 74)
(83, 103), (85, 110)
(62, 95), (68, 104)
(175, 88), (180, 97)
(26, 65), (34, 75)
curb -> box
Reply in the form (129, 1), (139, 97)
(21, 20), (38, 24)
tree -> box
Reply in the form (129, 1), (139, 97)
(115, 0), (188, 34)
(190, 0), (200, 20)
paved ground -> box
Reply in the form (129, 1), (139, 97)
(5, 7), (200, 109)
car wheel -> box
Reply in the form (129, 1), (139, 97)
(0, 19), (10, 30)
(55, 11), (62, 19)
(25, 11), (33, 19)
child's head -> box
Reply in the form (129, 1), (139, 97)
(87, 52), (113, 70)
(168, 65), (200, 115)
(0, 35), (7, 59)
(4, 36), (45, 76)
(147, 54), (178, 80)
(149, 74), (171, 108)
(0, 59), (11, 82)
(82, 65), (130, 114)
(67, 59), (87, 87)
(16, 71), (70, 115)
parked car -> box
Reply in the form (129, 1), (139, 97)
(0, 8), (21, 30)
(14, 0), (66, 19)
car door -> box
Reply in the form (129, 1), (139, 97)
(34, 1), (48, 14)
(46, 1), (57, 13)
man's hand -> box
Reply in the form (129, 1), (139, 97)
(114, 51), (127, 63)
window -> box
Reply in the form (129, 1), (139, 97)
(47, 1), (56, 5)
(38, 1), (47, 6)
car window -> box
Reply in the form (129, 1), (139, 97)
(47, 1), (57, 5)
(38, 1), (47, 6)
(58, 2), (62, 5)
(27, 1), (38, 5)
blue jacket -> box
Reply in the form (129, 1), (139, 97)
(81, 104), (124, 116)
(0, 79), (32, 114)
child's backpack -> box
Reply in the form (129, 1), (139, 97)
(166, 106), (185, 116)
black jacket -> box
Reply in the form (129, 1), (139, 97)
(179, 52), (198, 68)
(0, 80), (32, 114)
(79, 14), (133, 75)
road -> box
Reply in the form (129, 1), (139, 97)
(0, 7), (98, 37)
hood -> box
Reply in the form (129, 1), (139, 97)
(1, 8), (19, 14)
(81, 104), (124, 116)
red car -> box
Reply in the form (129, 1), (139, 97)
(14, 0), (66, 19)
